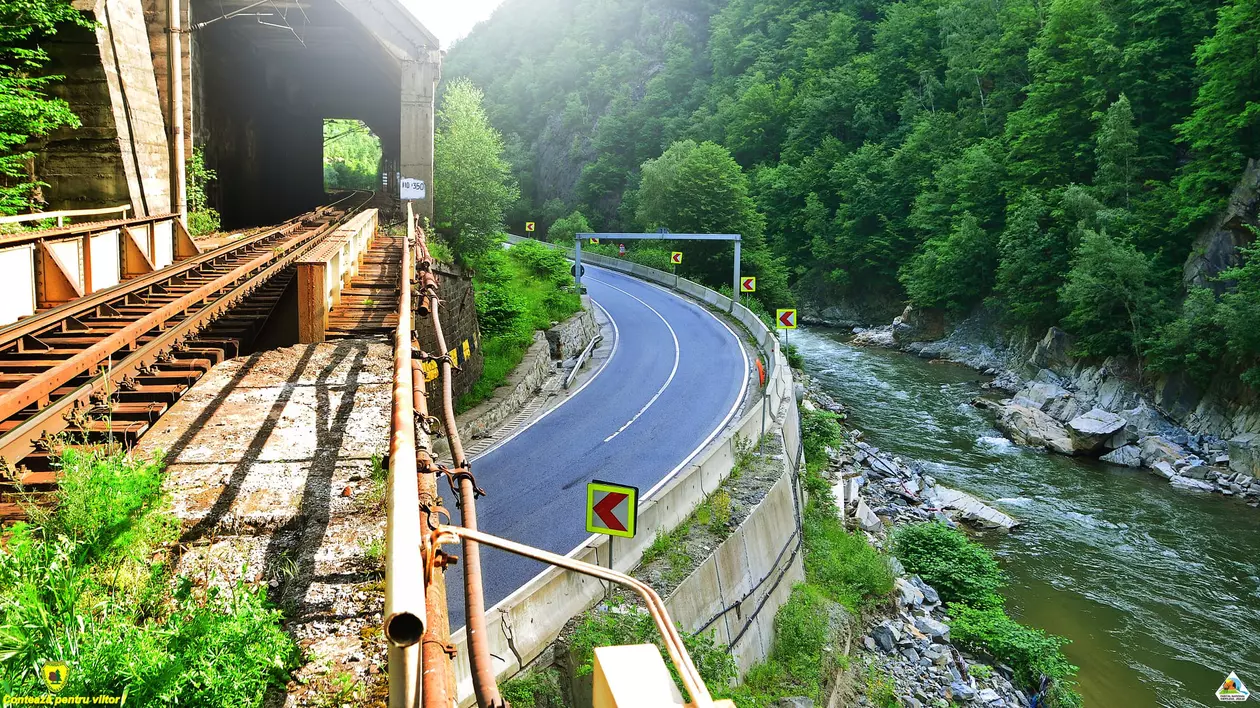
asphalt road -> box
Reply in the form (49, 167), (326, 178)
(442, 264), (750, 630)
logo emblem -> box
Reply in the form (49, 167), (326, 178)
(41, 661), (69, 693)
(1218, 672), (1250, 702)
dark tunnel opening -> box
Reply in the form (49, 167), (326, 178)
(192, 0), (402, 229)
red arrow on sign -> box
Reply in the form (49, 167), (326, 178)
(593, 492), (628, 532)
(743, 278), (754, 290)
(779, 310), (795, 328)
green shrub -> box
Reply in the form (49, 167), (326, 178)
(475, 282), (529, 338)
(949, 604), (1081, 708)
(893, 522), (1004, 608)
(803, 503), (893, 611)
(785, 343), (804, 369)
(864, 663), (899, 708)
(801, 408), (842, 466)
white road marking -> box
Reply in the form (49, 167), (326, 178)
(469, 297), (620, 461)
(585, 276), (681, 443)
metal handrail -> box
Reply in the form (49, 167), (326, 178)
(0, 211), (173, 248)
(386, 203), (427, 708)
(564, 333), (603, 390)
(0, 204), (131, 227)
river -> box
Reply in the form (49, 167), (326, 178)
(791, 326), (1260, 708)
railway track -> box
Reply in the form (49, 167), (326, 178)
(0, 191), (374, 517)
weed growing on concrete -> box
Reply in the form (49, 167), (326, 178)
(0, 448), (300, 705)
(312, 671), (365, 706)
(638, 521), (695, 588)
(363, 537), (385, 565)
(567, 598), (735, 699)
(500, 667), (564, 708)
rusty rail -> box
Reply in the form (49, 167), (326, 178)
(0, 191), (374, 485)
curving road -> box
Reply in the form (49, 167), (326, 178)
(442, 264), (750, 630)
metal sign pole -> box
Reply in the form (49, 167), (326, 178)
(732, 239), (741, 312)
(574, 237), (583, 289)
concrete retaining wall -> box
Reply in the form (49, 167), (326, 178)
(451, 237), (800, 705)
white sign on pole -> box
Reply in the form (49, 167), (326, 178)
(400, 178), (427, 200)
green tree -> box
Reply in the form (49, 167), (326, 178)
(546, 209), (591, 244)
(434, 79), (520, 259)
(322, 119), (381, 191)
(1005, 0), (1120, 187)
(0, 0), (93, 214)
(1174, 0), (1260, 226)
(900, 212), (997, 312)
(1060, 228), (1163, 361)
(1216, 239), (1260, 388)
(1094, 95), (1139, 208)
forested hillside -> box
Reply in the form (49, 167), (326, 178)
(444, 0), (1260, 387)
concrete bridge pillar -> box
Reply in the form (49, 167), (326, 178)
(401, 49), (440, 227)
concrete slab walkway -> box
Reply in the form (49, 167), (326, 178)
(137, 340), (393, 705)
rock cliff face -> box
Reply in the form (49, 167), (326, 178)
(1183, 158), (1260, 293)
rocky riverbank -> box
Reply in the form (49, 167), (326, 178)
(801, 376), (1037, 708)
(849, 311), (1260, 508)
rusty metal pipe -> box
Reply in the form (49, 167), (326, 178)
(386, 206), (426, 708)
(414, 345), (453, 707)
(421, 227), (503, 708)
(428, 525), (714, 708)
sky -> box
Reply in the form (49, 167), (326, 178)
(407, 0), (508, 48)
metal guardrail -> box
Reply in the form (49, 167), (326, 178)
(564, 332), (603, 389)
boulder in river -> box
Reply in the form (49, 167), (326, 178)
(1066, 408), (1127, 454)
(1101, 444), (1142, 467)
(995, 403), (1076, 455)
(1170, 475), (1216, 492)
(932, 486), (1019, 529)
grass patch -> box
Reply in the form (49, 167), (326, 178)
(459, 238), (582, 411)
(639, 522), (696, 588)
(0, 448), (300, 705)
(895, 522), (1082, 707)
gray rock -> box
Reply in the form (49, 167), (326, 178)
(872, 625), (898, 653)
(888, 556), (906, 576)
(1151, 461), (1177, 480)
(910, 576), (941, 604)
(934, 486), (1019, 529)
(950, 681), (977, 702)
(1066, 408), (1127, 454)
(1100, 444), (1142, 467)
(995, 403), (1076, 455)
(896, 577), (926, 607)
(1180, 464), (1210, 480)
(976, 688), (1002, 704)
(915, 615), (950, 642)
(901, 647), (921, 663)
(1170, 475), (1216, 492)
(863, 636), (876, 652)
(1140, 435), (1187, 468)
(1030, 328), (1073, 371)
(855, 499), (884, 533)
(1228, 433), (1260, 477)
(1183, 157), (1260, 291)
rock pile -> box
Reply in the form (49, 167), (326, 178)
(974, 369), (1260, 505)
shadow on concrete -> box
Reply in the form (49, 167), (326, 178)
(260, 340), (370, 618)
(178, 345), (319, 544)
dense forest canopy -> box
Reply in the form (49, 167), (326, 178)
(445, 0), (1260, 388)
(323, 119), (382, 191)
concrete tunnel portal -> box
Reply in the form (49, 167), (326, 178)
(191, 0), (439, 228)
